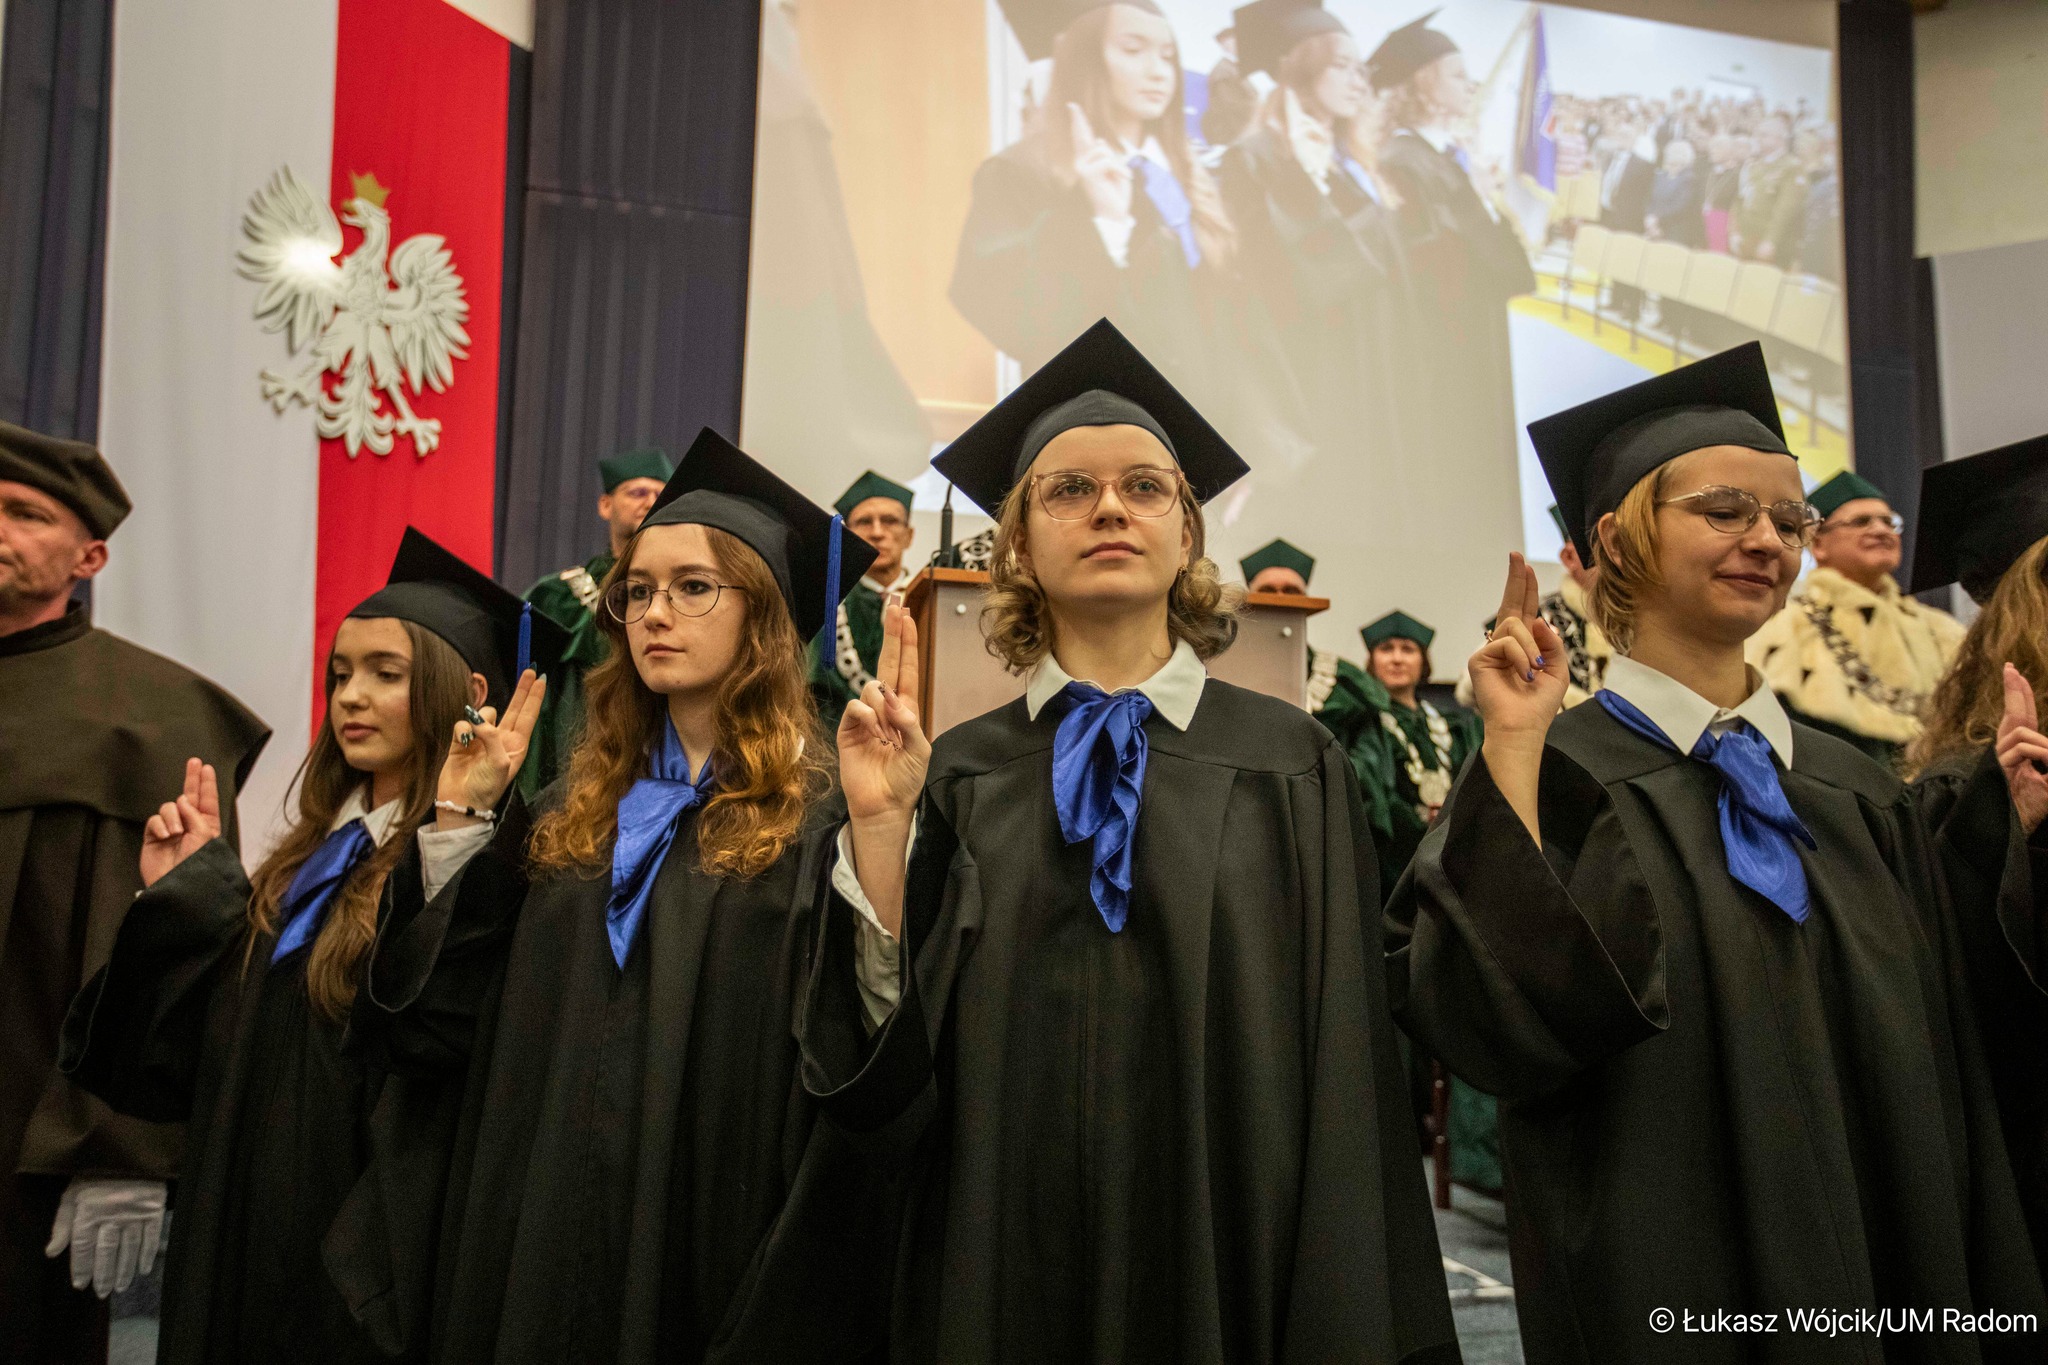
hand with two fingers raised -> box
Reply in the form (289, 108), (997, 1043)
(140, 757), (224, 888)
(434, 670), (548, 829)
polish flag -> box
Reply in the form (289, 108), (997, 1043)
(95, 0), (531, 855)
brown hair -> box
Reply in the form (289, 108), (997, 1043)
(1258, 32), (1403, 206)
(1587, 467), (1673, 656)
(980, 467), (1240, 672)
(528, 526), (828, 880)
(246, 620), (470, 1020)
(1906, 535), (2048, 777)
(1024, 5), (1236, 269)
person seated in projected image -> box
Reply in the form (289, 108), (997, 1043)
(952, 0), (1235, 402)
(1747, 470), (1964, 770)
(521, 446), (673, 795)
(0, 422), (268, 1361)
(1217, 0), (1417, 473)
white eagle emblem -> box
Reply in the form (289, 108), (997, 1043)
(238, 166), (471, 457)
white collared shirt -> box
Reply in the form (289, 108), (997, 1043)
(1601, 654), (1796, 766)
(833, 639), (1210, 1028)
(860, 564), (914, 598)
(334, 786), (404, 846)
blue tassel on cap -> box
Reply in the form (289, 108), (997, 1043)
(821, 513), (844, 671)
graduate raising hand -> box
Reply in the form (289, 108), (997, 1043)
(1467, 551), (1566, 840)
(1996, 663), (2048, 833)
(1068, 101), (1134, 225)
(433, 667), (547, 827)
(140, 757), (223, 887)
(836, 597), (929, 939)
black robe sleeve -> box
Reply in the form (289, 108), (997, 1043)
(60, 838), (252, 1123)
(1385, 745), (1666, 1099)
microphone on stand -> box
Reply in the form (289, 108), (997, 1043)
(931, 482), (965, 569)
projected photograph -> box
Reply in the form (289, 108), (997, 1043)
(742, 0), (1846, 646)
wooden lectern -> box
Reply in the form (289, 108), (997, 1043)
(902, 568), (1328, 739)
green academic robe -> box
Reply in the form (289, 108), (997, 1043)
(808, 574), (896, 728)
(521, 554), (614, 799)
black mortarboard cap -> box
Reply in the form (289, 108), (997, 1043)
(1239, 537), (1315, 586)
(598, 447), (674, 493)
(835, 470), (916, 518)
(1366, 9), (1459, 91)
(349, 528), (569, 712)
(1527, 342), (1792, 564)
(933, 318), (1249, 516)
(1233, 0), (1349, 78)
(642, 428), (878, 643)
(999, 0), (1162, 63)
(1809, 470), (1887, 520)
(1363, 610), (1434, 650)
(1911, 434), (2048, 601)
(0, 421), (131, 539)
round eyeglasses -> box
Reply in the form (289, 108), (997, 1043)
(1029, 466), (1183, 521)
(603, 574), (744, 624)
(1658, 485), (1821, 549)
(1820, 510), (1905, 536)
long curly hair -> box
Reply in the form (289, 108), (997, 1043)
(528, 525), (829, 880)
(1906, 535), (2048, 778)
(1587, 466), (1672, 657)
(245, 621), (470, 1020)
(980, 467), (1240, 672)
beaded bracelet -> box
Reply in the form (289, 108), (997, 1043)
(434, 799), (497, 823)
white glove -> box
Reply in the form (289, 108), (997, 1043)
(44, 1177), (167, 1297)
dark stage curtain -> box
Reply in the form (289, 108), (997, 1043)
(492, 0), (761, 592)
(0, 0), (114, 441)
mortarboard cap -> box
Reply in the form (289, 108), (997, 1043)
(1232, 0), (1349, 79)
(349, 528), (569, 712)
(1809, 470), (1887, 521)
(0, 421), (131, 539)
(1366, 9), (1459, 92)
(642, 428), (878, 643)
(598, 447), (675, 494)
(835, 470), (917, 518)
(1363, 610), (1434, 650)
(999, 0), (1163, 63)
(933, 318), (1249, 517)
(1239, 537), (1315, 586)
(1910, 434), (2048, 602)
(1527, 342), (1792, 565)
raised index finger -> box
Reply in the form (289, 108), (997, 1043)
(1495, 552), (1529, 627)
(876, 597), (905, 695)
(893, 607), (921, 713)
(2003, 663), (2038, 731)
(198, 763), (220, 822)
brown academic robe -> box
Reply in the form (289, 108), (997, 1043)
(0, 605), (268, 1358)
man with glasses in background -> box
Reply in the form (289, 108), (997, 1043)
(1749, 469), (1966, 766)
(810, 470), (918, 725)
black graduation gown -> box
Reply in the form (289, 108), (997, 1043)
(1218, 125), (1416, 471)
(60, 837), (392, 1365)
(1386, 702), (2048, 1363)
(343, 793), (900, 1365)
(802, 680), (1461, 1365)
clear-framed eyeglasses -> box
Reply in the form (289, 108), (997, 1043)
(1658, 485), (1822, 549)
(603, 574), (745, 624)
(1028, 466), (1183, 521)
(1820, 510), (1905, 536)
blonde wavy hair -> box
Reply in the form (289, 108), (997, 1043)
(528, 526), (830, 880)
(1906, 535), (2048, 778)
(1586, 466), (1673, 657)
(980, 463), (1240, 672)
(246, 621), (470, 1021)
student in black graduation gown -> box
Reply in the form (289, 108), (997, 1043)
(58, 529), (558, 1365)
(1219, 0), (1414, 472)
(812, 320), (1460, 1364)
(350, 430), (900, 1364)
(952, 0), (1234, 393)
(1905, 433), (2048, 1271)
(1386, 343), (2048, 1363)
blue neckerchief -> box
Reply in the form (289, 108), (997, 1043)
(1051, 682), (1155, 932)
(1595, 689), (1817, 922)
(605, 718), (715, 968)
(1337, 153), (1381, 204)
(1129, 155), (1201, 269)
(271, 819), (375, 964)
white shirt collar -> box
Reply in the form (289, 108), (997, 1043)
(861, 564), (914, 595)
(1602, 654), (1795, 766)
(1024, 638), (1206, 731)
(333, 784), (405, 847)
(1119, 135), (1171, 171)
(1410, 125), (1457, 155)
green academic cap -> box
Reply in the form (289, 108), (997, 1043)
(598, 447), (675, 494)
(349, 528), (569, 713)
(642, 428), (877, 643)
(1363, 610), (1434, 650)
(1232, 0), (1348, 79)
(1367, 8), (1459, 92)
(934, 318), (1250, 517)
(1239, 537), (1315, 586)
(1809, 470), (1887, 521)
(1910, 433), (2048, 602)
(0, 420), (131, 539)
(1527, 342), (1793, 565)
(835, 470), (916, 518)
